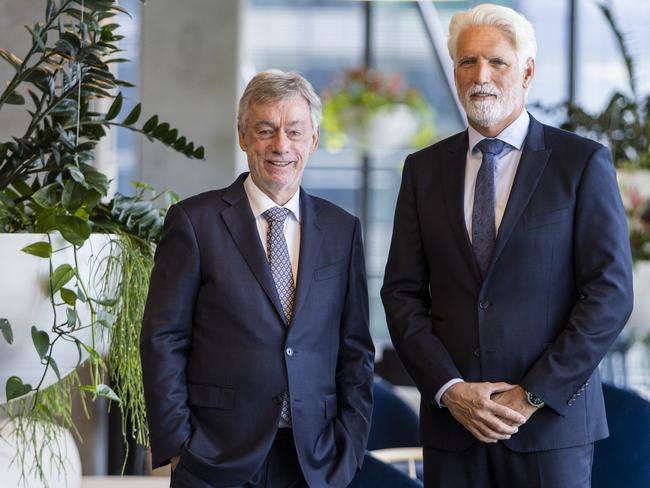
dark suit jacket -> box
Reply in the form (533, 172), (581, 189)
(140, 174), (374, 487)
(381, 114), (633, 452)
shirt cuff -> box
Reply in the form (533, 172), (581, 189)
(434, 378), (464, 408)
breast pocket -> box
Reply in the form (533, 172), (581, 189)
(314, 260), (346, 281)
(524, 207), (570, 230)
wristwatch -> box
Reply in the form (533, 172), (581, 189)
(526, 390), (545, 408)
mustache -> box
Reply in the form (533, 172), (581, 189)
(467, 84), (501, 97)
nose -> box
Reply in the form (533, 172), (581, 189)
(271, 131), (290, 153)
(475, 60), (491, 85)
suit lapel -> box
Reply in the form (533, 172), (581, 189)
(292, 189), (323, 323)
(441, 131), (483, 285)
(489, 114), (552, 274)
(220, 175), (287, 324)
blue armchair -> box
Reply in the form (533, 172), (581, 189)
(349, 454), (423, 488)
(367, 378), (420, 450)
(592, 383), (650, 488)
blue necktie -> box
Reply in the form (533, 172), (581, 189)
(472, 138), (506, 278)
(263, 206), (295, 426)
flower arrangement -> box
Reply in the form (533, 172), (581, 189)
(321, 68), (435, 152)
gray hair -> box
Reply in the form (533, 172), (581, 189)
(447, 3), (537, 70)
(237, 69), (322, 132)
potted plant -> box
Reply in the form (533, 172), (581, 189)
(0, 0), (203, 485)
(547, 4), (650, 348)
(321, 67), (435, 152)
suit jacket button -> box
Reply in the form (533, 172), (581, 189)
(473, 348), (481, 358)
(479, 301), (491, 310)
(286, 347), (294, 357)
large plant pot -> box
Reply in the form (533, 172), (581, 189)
(0, 233), (114, 404)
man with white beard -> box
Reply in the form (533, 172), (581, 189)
(381, 3), (633, 487)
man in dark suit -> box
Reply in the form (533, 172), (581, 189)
(381, 4), (633, 487)
(141, 70), (374, 488)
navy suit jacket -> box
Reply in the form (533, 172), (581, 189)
(141, 174), (374, 487)
(381, 114), (633, 452)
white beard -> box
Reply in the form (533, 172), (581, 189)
(459, 83), (519, 128)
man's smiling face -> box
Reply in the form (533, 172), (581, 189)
(238, 95), (319, 205)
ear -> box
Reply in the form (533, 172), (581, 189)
(522, 57), (535, 89)
(237, 127), (247, 151)
(310, 125), (320, 153)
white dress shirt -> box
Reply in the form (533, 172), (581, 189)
(243, 175), (300, 283)
(435, 110), (530, 407)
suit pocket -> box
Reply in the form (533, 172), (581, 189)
(187, 383), (236, 410)
(314, 260), (346, 281)
(324, 393), (338, 420)
(524, 207), (570, 230)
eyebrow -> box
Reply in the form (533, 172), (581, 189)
(253, 120), (305, 128)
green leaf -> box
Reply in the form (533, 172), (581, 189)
(96, 383), (120, 402)
(66, 164), (87, 187)
(32, 183), (60, 208)
(142, 115), (158, 133)
(50, 264), (76, 294)
(0, 318), (13, 344)
(54, 215), (91, 246)
(97, 310), (116, 329)
(105, 92), (122, 121)
(81, 342), (101, 362)
(193, 146), (205, 159)
(6, 376), (32, 401)
(153, 122), (170, 138)
(66, 307), (78, 328)
(60, 288), (77, 306)
(76, 285), (87, 303)
(31, 326), (50, 360)
(5, 92), (25, 105)
(80, 163), (110, 196)
(62, 180), (87, 212)
(21, 241), (52, 258)
(0, 48), (22, 70)
(122, 103), (141, 125)
(48, 356), (61, 381)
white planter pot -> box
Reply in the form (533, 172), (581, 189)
(341, 103), (420, 152)
(0, 233), (114, 404)
(0, 418), (82, 488)
(628, 260), (650, 340)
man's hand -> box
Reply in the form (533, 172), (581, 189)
(170, 455), (180, 472)
(442, 382), (527, 443)
(491, 385), (538, 422)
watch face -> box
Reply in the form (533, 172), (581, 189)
(527, 391), (545, 408)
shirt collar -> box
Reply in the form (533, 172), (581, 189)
(243, 174), (301, 223)
(468, 109), (530, 154)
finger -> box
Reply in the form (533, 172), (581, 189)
(468, 425), (499, 443)
(489, 402), (527, 425)
(472, 419), (512, 441)
(476, 412), (519, 436)
(489, 382), (518, 394)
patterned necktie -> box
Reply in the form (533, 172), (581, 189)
(472, 138), (506, 278)
(262, 206), (295, 426)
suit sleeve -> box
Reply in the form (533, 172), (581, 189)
(140, 203), (200, 468)
(333, 217), (375, 473)
(381, 157), (463, 404)
(521, 145), (633, 415)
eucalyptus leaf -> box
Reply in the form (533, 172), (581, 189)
(50, 263), (76, 294)
(31, 326), (50, 360)
(6, 376), (32, 401)
(0, 318), (13, 344)
(66, 307), (78, 328)
(21, 241), (52, 258)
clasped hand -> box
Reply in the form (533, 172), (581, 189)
(442, 382), (537, 443)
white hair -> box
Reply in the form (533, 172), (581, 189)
(447, 3), (537, 70)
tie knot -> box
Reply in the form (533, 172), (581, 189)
(263, 206), (290, 224)
(477, 138), (506, 156)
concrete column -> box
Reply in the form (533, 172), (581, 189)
(139, 0), (243, 198)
